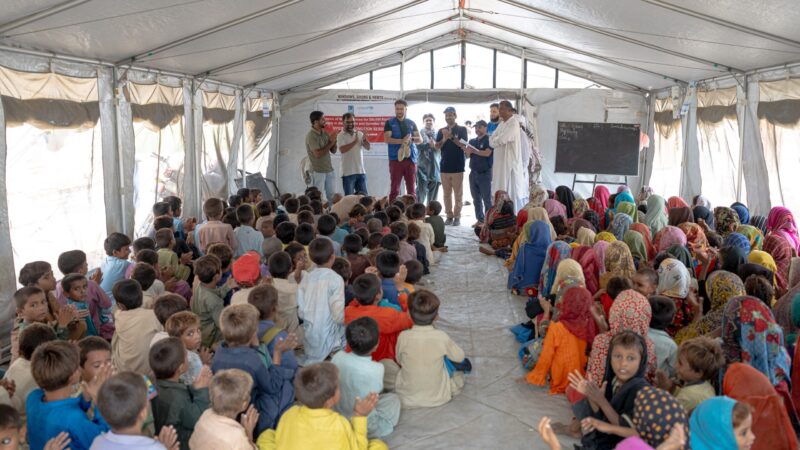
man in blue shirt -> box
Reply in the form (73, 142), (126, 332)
(487, 103), (500, 136)
(383, 99), (422, 203)
(458, 120), (493, 227)
(435, 106), (469, 227)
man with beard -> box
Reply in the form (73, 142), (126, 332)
(415, 113), (440, 205)
(435, 106), (469, 226)
(336, 112), (371, 195)
(487, 103), (500, 136)
(489, 101), (526, 210)
(384, 99), (422, 202)
(457, 120), (493, 227)
(305, 110), (337, 201)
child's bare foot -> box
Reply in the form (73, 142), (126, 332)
(551, 420), (582, 439)
(478, 246), (494, 256)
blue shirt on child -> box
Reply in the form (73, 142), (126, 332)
(99, 256), (131, 302)
(257, 320), (298, 371)
(381, 277), (400, 307)
(27, 389), (109, 450)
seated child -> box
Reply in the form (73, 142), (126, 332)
(130, 263), (161, 309)
(689, 396), (755, 450)
(234, 204), (264, 258)
(598, 276), (633, 319)
(257, 362), (387, 450)
(266, 252), (304, 342)
(206, 243), (235, 306)
(57, 250), (114, 339)
(27, 341), (110, 449)
(648, 295), (677, 377)
(390, 222), (416, 264)
(231, 252), (262, 305)
(211, 304), (296, 433)
(259, 218), (275, 241)
(407, 223), (430, 275)
(343, 234), (370, 283)
(191, 255), (230, 349)
(111, 280), (163, 375)
(275, 222), (297, 247)
(155, 227), (192, 282)
(297, 239), (346, 364)
(331, 257), (354, 306)
(332, 318), (402, 438)
(99, 232), (132, 301)
(317, 214), (342, 256)
(77, 336), (112, 391)
(633, 267), (658, 298)
(375, 250), (402, 307)
(165, 311), (208, 386)
(150, 293), (189, 347)
(294, 224), (315, 248)
(400, 260), (424, 296)
(11, 287), (70, 362)
(297, 211), (315, 227)
(345, 274), (412, 368)
(189, 369), (259, 450)
(284, 242), (310, 273)
(4, 323), (56, 421)
(379, 234), (399, 253)
(92, 372), (178, 450)
(425, 201), (446, 249)
(366, 218), (383, 235)
(656, 337), (724, 414)
(345, 205), (367, 233)
(247, 285), (298, 370)
(365, 233), (384, 266)
(197, 198), (237, 254)
(408, 203), (436, 263)
(255, 201), (274, 233)
(150, 338), (211, 449)
(395, 290), (470, 408)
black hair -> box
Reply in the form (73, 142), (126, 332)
(61, 273), (86, 294)
(346, 317), (379, 356)
(152, 201), (171, 216)
(375, 250), (400, 278)
(427, 201), (442, 216)
(352, 273), (381, 305)
(295, 223), (315, 246)
(404, 260), (424, 284)
(97, 372), (148, 430)
(228, 195), (243, 208)
(374, 211), (389, 227)
(317, 214), (336, 236)
(385, 206), (402, 223)
(149, 337), (187, 380)
(132, 237), (156, 253)
(275, 222), (297, 245)
(310, 111), (324, 124)
(104, 232), (132, 256)
(367, 232), (383, 250)
(19, 323), (57, 360)
(342, 234), (363, 255)
(285, 198), (300, 214)
(236, 204), (254, 226)
(130, 263), (157, 291)
(607, 278), (633, 300)
(113, 279), (143, 310)
(0, 404), (21, 430)
(309, 238), (335, 265)
(390, 222), (408, 241)
(57, 250), (87, 275)
(268, 252), (293, 279)
(648, 296), (676, 331)
(408, 203), (426, 220)
(380, 233), (400, 252)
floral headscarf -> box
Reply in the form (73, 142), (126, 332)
(528, 185), (548, 208)
(573, 246), (600, 294)
(595, 231), (616, 243)
(573, 198), (590, 220)
(721, 296), (791, 386)
(538, 241), (573, 295)
(600, 241), (636, 289)
(675, 270), (745, 344)
(480, 190), (511, 242)
(723, 232), (751, 254)
(656, 258), (690, 299)
(551, 258), (585, 295)
(654, 225), (687, 253)
(543, 199), (567, 218)
(630, 223), (656, 261)
(735, 224), (763, 251)
(763, 234), (792, 297)
(644, 195), (668, 236)
(576, 227), (596, 247)
(610, 213), (633, 241)
(773, 257), (800, 339)
(678, 222), (708, 254)
(731, 202), (750, 225)
(616, 201), (639, 222)
(714, 206), (741, 236)
(632, 386), (689, 449)
(624, 230), (648, 263)
(667, 196), (689, 209)
(767, 206), (800, 253)
(593, 240), (610, 274)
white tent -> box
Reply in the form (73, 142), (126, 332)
(2, 0), (800, 338)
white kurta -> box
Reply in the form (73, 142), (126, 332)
(515, 114), (532, 205)
(489, 117), (527, 211)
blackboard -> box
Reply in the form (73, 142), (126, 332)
(555, 122), (640, 176)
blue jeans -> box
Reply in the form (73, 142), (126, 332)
(469, 169), (492, 222)
(342, 173), (367, 195)
(310, 171), (336, 201)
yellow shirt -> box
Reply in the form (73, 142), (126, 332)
(256, 405), (386, 450)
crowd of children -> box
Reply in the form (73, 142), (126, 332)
(6, 187), (472, 449)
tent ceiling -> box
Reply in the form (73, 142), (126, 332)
(1, 0), (799, 92)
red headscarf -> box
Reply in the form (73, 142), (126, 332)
(592, 186), (610, 228)
(558, 287), (598, 345)
(667, 196), (689, 209)
(764, 233), (792, 297)
(572, 246), (600, 294)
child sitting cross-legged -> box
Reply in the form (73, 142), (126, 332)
(332, 318), (401, 438)
(395, 290), (471, 408)
(247, 285), (298, 371)
(647, 295), (677, 378)
(189, 369), (260, 450)
(27, 341), (112, 450)
(56, 249), (114, 339)
(150, 337), (211, 450)
(654, 336), (725, 414)
(165, 311), (210, 386)
(91, 372), (179, 450)
(257, 362), (388, 450)
(111, 279), (163, 376)
(211, 304), (297, 434)
(374, 250), (404, 308)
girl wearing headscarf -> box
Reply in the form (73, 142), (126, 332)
(631, 386), (689, 449)
(674, 270), (745, 344)
(692, 194), (712, 209)
(576, 227), (596, 247)
(679, 222), (707, 254)
(656, 258), (696, 336)
(615, 201), (639, 223)
(479, 190), (513, 243)
(538, 241), (573, 296)
(630, 223), (656, 261)
(774, 257), (800, 339)
(572, 198), (590, 221)
(550, 259), (586, 297)
(583, 210), (601, 233)
(689, 396), (754, 450)
(508, 221), (553, 292)
(505, 207), (556, 270)
(614, 190), (636, 209)
(724, 232), (751, 254)
(555, 186), (575, 218)
(528, 184), (548, 209)
(654, 225), (687, 253)
(623, 231), (648, 267)
(714, 206), (741, 236)
(543, 198), (567, 218)
(593, 240), (610, 274)
(692, 205), (715, 229)
(763, 233), (792, 298)
(644, 195), (668, 236)
(791, 292), (800, 408)
(767, 206), (800, 253)
(719, 245), (749, 273)
(527, 287), (597, 394)
(667, 206), (693, 227)
(572, 246), (600, 295)
(723, 362), (797, 450)
(595, 231), (616, 243)
(749, 215), (767, 235)
(730, 202), (750, 225)
(600, 241), (636, 290)
(667, 196), (689, 209)
(747, 250), (778, 290)
(665, 244), (693, 271)
(610, 213), (633, 241)
(735, 224), (764, 251)
(592, 185), (610, 229)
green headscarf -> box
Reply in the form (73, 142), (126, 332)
(624, 230), (648, 263)
(645, 195), (668, 236)
(616, 201), (639, 223)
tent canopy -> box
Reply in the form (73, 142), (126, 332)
(2, 0), (800, 93)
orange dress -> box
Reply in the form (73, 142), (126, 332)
(526, 322), (588, 394)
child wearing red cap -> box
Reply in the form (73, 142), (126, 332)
(230, 252), (263, 305)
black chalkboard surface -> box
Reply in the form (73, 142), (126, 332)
(555, 122), (640, 176)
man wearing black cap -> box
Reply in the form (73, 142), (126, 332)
(435, 106), (468, 226)
(458, 120), (493, 227)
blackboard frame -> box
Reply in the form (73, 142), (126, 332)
(555, 121), (640, 177)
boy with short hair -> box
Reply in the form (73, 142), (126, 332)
(4, 323), (56, 421)
(317, 214), (342, 256)
(111, 280), (163, 375)
(390, 222), (416, 264)
(189, 369), (259, 450)
(257, 362), (387, 450)
(130, 263), (160, 309)
(633, 267), (658, 298)
(11, 286), (70, 362)
(648, 295), (678, 377)
(375, 251), (403, 307)
(406, 222), (430, 275)
(27, 341), (111, 449)
(234, 204), (264, 259)
(197, 198), (237, 254)
(57, 249), (114, 339)
(58, 275), (94, 339)
(165, 311), (208, 386)
(400, 260), (424, 295)
(78, 336), (112, 386)
(247, 285), (299, 370)
(150, 293), (189, 347)
(343, 234), (370, 283)
(266, 252), (304, 342)
(425, 200), (446, 249)
(657, 336), (724, 414)
(331, 257), (354, 306)
(150, 338), (211, 449)
(395, 290), (470, 408)
(230, 252), (262, 306)
(99, 232), (133, 301)
(91, 371), (178, 450)
(211, 304), (297, 433)
(206, 243), (235, 305)
(191, 255), (230, 349)
(297, 238), (346, 364)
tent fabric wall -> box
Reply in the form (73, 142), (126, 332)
(758, 79), (800, 216)
(650, 98), (683, 198)
(695, 88), (741, 207)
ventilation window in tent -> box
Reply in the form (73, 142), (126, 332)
(322, 72), (371, 90)
(372, 65), (401, 91)
(403, 52), (430, 91)
(558, 71), (605, 89)
(464, 44), (493, 89)
(495, 52), (521, 89)
(526, 60), (556, 88)
(433, 45), (461, 89)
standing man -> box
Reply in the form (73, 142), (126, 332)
(489, 100), (526, 211)
(435, 106), (469, 226)
(384, 99), (422, 203)
(416, 113), (440, 205)
(305, 110), (337, 201)
(487, 103), (500, 136)
(337, 112), (370, 195)
(458, 120), (493, 227)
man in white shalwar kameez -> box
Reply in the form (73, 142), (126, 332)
(489, 101), (527, 211)
(514, 111), (531, 206)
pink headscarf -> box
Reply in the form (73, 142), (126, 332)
(767, 206), (800, 253)
(593, 240), (610, 274)
(655, 225), (687, 252)
(543, 199), (567, 218)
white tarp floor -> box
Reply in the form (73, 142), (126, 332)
(384, 209), (579, 450)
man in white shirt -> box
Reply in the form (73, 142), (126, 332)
(336, 112), (371, 195)
(489, 100), (527, 211)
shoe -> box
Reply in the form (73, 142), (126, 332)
(453, 218), (461, 226)
(444, 218), (454, 226)
(452, 357), (472, 374)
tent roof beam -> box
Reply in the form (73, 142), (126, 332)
(0, 0), (91, 35)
